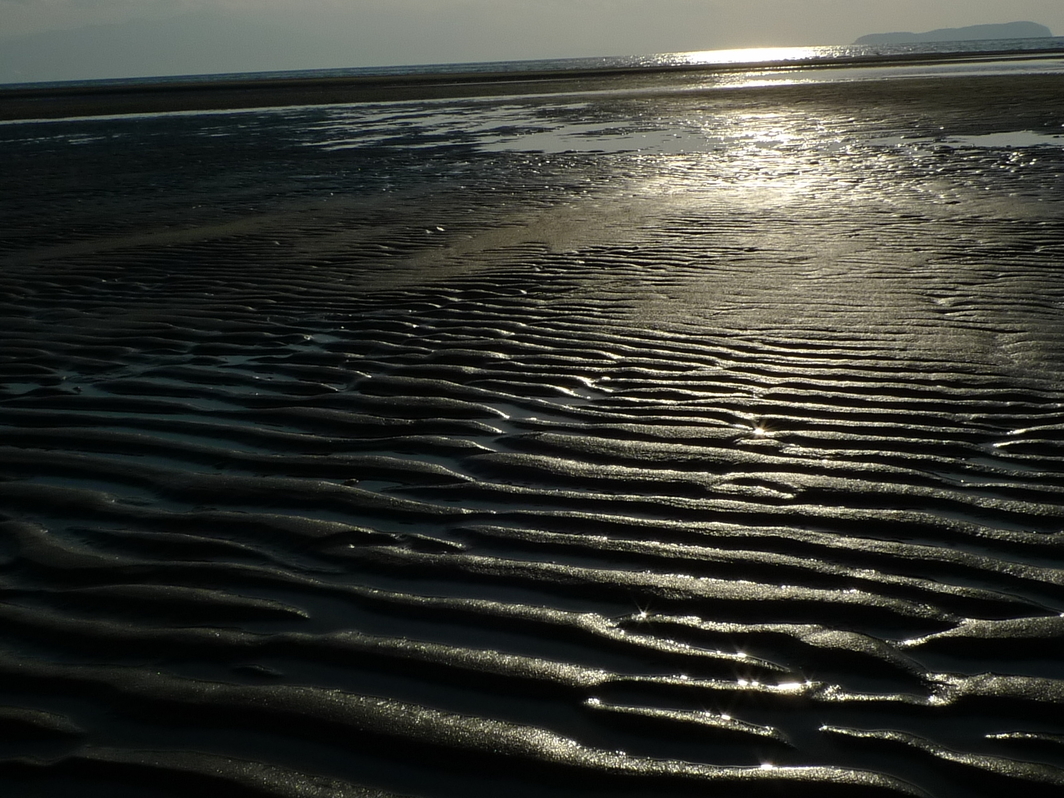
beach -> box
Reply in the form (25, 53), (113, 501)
(2, 59), (1064, 797)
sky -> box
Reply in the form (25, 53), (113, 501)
(1, 0), (1063, 82)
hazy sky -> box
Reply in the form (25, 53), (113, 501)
(2, 0), (1062, 79)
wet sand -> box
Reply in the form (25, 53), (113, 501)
(2, 67), (1064, 797)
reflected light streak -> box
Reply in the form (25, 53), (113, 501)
(633, 108), (840, 210)
(774, 680), (813, 692)
(684, 47), (823, 66)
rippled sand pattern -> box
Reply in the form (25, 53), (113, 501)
(2, 74), (1064, 797)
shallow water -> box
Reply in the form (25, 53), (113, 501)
(2, 64), (1064, 797)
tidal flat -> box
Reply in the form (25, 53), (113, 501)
(2, 64), (1064, 797)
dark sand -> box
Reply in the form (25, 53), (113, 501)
(2, 66), (1064, 797)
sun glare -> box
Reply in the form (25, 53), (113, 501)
(684, 47), (821, 66)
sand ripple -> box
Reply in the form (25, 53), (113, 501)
(2, 72), (1064, 796)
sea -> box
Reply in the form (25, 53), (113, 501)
(3, 35), (1064, 798)
(8, 36), (1064, 91)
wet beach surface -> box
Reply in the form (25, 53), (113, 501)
(2, 70), (1064, 796)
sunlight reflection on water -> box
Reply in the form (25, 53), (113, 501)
(681, 47), (826, 65)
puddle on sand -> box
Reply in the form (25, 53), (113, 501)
(947, 130), (1064, 148)
(873, 129), (1064, 150)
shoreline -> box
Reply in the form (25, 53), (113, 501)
(2, 46), (1063, 121)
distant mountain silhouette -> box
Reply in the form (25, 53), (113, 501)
(855, 21), (1053, 45)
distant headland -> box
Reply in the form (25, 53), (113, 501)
(855, 21), (1053, 45)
